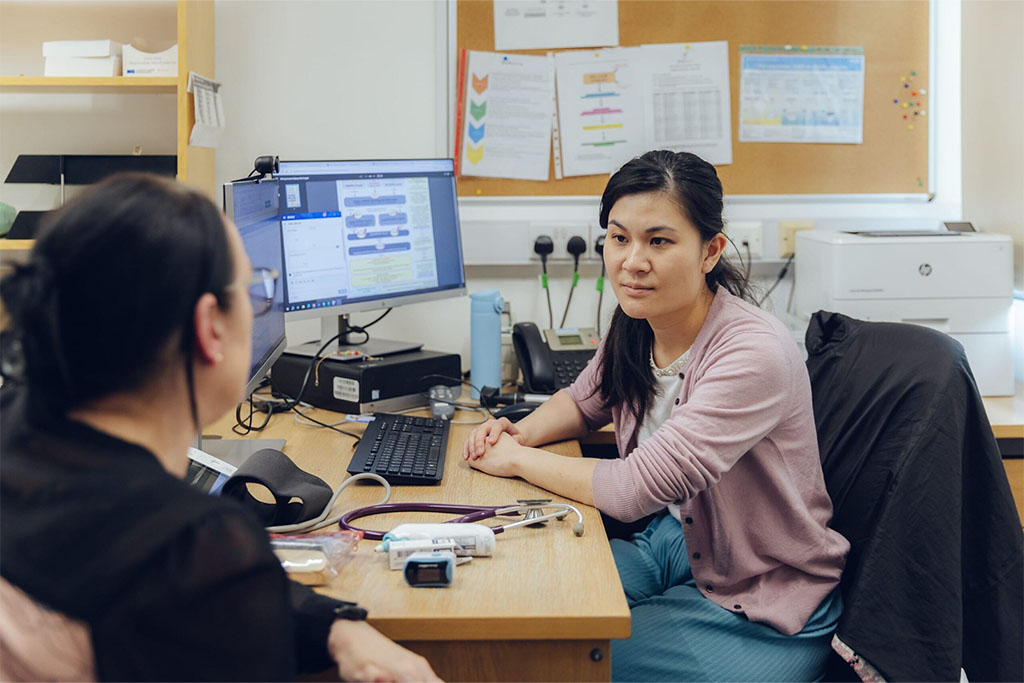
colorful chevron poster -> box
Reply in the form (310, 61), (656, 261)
(458, 50), (554, 181)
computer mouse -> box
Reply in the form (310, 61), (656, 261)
(491, 401), (542, 423)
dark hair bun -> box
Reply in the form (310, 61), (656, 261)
(1, 259), (56, 325)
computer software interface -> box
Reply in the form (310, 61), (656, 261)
(274, 159), (465, 312)
(229, 180), (286, 377)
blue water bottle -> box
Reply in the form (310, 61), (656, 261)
(470, 289), (504, 399)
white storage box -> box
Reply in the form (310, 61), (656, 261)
(44, 55), (121, 77)
(123, 44), (178, 77)
(42, 40), (121, 58)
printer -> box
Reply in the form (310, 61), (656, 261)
(794, 230), (1014, 396)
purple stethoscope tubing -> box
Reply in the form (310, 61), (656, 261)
(339, 502), (520, 541)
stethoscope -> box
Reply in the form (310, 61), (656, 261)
(339, 498), (585, 541)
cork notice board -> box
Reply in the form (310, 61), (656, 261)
(456, 0), (929, 197)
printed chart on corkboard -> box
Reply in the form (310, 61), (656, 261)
(455, 0), (929, 198)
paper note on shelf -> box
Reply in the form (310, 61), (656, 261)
(739, 48), (865, 144)
(494, 0), (619, 51)
(187, 71), (224, 148)
(641, 42), (732, 165)
(458, 51), (554, 181)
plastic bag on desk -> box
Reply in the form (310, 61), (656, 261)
(270, 530), (362, 585)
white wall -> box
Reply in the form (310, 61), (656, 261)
(215, 0), (455, 356)
(961, 0), (1024, 381)
(962, 0), (1024, 288)
(214, 0), (970, 373)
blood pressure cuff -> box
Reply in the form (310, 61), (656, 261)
(220, 448), (333, 527)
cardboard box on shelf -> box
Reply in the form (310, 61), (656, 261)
(123, 44), (177, 77)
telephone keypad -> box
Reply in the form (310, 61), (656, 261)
(552, 350), (596, 390)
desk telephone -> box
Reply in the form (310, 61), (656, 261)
(511, 322), (599, 394)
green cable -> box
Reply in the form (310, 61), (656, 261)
(541, 272), (548, 289)
(572, 271), (579, 287)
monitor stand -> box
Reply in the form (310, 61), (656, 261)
(285, 314), (423, 362)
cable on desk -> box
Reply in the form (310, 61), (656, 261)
(266, 472), (391, 534)
(292, 403), (350, 428)
(268, 375), (364, 445)
(418, 373), (494, 419)
(233, 393), (274, 435)
(398, 400), (489, 425)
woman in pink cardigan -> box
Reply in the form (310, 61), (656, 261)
(464, 150), (849, 681)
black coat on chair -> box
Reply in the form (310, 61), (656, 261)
(805, 311), (1023, 682)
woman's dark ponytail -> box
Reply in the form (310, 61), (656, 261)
(594, 150), (754, 423)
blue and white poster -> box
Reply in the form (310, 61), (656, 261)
(739, 48), (865, 144)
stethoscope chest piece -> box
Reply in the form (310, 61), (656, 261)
(520, 498), (561, 527)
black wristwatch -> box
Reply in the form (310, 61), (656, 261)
(333, 600), (368, 621)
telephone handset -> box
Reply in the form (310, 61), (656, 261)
(511, 322), (598, 394)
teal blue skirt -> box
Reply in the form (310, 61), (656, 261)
(611, 512), (843, 682)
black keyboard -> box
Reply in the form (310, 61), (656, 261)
(347, 413), (450, 485)
(552, 350), (596, 390)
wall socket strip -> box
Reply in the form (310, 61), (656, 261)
(724, 221), (764, 261)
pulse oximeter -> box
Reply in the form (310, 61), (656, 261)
(403, 550), (455, 587)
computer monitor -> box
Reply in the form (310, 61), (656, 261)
(190, 177), (288, 475)
(224, 177), (288, 394)
(274, 158), (467, 358)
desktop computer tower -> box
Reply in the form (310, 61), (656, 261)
(272, 349), (462, 415)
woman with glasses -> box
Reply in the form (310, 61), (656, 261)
(0, 173), (439, 682)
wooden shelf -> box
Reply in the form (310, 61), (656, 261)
(0, 1), (215, 198)
(0, 76), (177, 89)
(0, 240), (34, 251)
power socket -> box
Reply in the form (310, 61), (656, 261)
(778, 220), (814, 258)
(724, 221), (763, 260)
(528, 223), (590, 262)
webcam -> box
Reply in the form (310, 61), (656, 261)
(252, 155), (279, 180)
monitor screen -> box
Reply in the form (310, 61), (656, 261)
(274, 159), (466, 319)
(223, 178), (287, 395)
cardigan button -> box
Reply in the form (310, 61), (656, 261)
(674, 398), (680, 405)
(734, 604), (742, 610)
(684, 517), (694, 524)
(678, 372), (685, 379)
(692, 552), (701, 559)
(705, 585), (714, 593)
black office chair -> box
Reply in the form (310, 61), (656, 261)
(805, 311), (1023, 682)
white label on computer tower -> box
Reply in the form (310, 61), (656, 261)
(333, 377), (360, 402)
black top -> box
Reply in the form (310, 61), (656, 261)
(806, 312), (1024, 683)
(0, 387), (348, 681)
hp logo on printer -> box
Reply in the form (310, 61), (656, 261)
(918, 263), (933, 277)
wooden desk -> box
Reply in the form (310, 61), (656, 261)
(982, 384), (1024, 440)
(206, 408), (630, 682)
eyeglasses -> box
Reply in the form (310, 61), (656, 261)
(226, 267), (279, 317)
